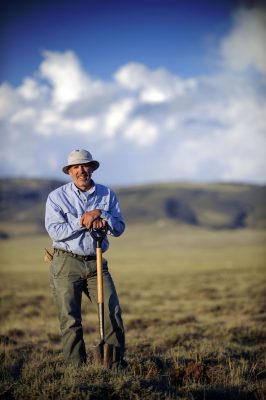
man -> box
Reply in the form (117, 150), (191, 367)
(45, 149), (126, 367)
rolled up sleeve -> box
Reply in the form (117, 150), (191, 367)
(100, 191), (125, 237)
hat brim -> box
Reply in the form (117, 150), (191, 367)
(62, 160), (100, 175)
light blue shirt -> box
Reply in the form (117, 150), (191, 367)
(45, 181), (125, 255)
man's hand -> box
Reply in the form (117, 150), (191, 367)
(80, 209), (106, 229)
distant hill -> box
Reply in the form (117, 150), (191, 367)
(0, 178), (265, 237)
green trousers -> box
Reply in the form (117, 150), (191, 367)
(49, 252), (125, 365)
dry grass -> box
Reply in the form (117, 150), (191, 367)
(0, 223), (265, 399)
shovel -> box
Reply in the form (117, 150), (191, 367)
(89, 224), (113, 368)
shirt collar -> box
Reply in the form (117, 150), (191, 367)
(71, 180), (96, 196)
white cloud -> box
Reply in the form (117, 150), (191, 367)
(220, 6), (266, 73)
(39, 50), (103, 110)
(10, 107), (37, 124)
(71, 117), (97, 134)
(0, 83), (20, 118)
(18, 77), (48, 101)
(124, 118), (159, 146)
(115, 62), (196, 103)
(104, 98), (136, 137)
(0, 6), (266, 185)
(35, 108), (97, 136)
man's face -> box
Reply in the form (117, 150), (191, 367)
(68, 163), (93, 191)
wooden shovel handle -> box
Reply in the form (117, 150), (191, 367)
(96, 247), (104, 304)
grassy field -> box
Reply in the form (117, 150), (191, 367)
(0, 223), (265, 399)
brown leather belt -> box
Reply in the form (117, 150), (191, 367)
(53, 248), (96, 261)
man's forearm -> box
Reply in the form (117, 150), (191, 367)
(45, 215), (84, 241)
(100, 210), (125, 236)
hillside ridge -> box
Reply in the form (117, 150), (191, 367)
(0, 178), (265, 237)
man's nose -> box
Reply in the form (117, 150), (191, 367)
(78, 165), (86, 173)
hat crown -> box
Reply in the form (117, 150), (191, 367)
(62, 149), (100, 174)
(68, 149), (93, 165)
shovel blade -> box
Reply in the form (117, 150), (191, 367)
(103, 343), (113, 368)
(91, 343), (114, 369)
(91, 342), (104, 365)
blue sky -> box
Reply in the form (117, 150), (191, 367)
(1, 0), (233, 82)
(1, 0), (266, 186)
